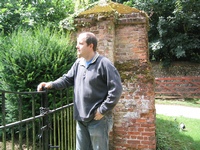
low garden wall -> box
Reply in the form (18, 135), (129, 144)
(152, 61), (200, 99)
(152, 61), (200, 77)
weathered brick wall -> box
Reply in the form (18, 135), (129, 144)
(152, 61), (200, 99)
(74, 3), (156, 150)
(112, 14), (155, 150)
(152, 61), (200, 77)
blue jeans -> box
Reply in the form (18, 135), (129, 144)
(76, 114), (113, 150)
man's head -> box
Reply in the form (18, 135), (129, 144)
(76, 32), (98, 60)
(79, 32), (97, 51)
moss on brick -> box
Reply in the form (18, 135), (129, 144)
(75, 2), (149, 28)
(78, 2), (140, 16)
(115, 60), (154, 84)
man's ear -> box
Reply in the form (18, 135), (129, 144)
(89, 43), (94, 49)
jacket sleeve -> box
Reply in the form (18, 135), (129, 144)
(98, 58), (123, 115)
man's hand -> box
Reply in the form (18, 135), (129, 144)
(37, 82), (52, 91)
(94, 109), (104, 120)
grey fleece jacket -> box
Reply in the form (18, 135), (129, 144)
(51, 53), (123, 122)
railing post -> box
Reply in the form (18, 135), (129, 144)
(18, 94), (23, 150)
(41, 89), (49, 150)
(1, 91), (6, 150)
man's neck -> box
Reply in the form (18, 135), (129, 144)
(85, 51), (96, 61)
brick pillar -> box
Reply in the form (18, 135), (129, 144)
(74, 2), (156, 150)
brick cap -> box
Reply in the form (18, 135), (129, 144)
(78, 1), (140, 16)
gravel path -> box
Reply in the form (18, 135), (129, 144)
(155, 104), (200, 119)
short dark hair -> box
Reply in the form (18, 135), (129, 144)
(83, 32), (98, 51)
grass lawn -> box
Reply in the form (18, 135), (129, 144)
(155, 98), (200, 108)
(156, 99), (200, 150)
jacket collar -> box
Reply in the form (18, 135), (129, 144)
(79, 52), (99, 67)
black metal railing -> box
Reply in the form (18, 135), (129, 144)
(0, 88), (76, 150)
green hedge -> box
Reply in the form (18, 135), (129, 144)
(0, 26), (76, 123)
(0, 27), (76, 91)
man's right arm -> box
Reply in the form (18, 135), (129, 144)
(37, 59), (79, 92)
(37, 81), (53, 91)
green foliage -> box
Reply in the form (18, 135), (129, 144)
(0, 26), (76, 91)
(156, 114), (200, 150)
(0, 0), (102, 33)
(0, 0), (75, 34)
(124, 0), (200, 66)
(60, 0), (99, 30)
(0, 26), (76, 122)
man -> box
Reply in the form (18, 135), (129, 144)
(37, 32), (122, 150)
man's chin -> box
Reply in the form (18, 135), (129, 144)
(77, 53), (81, 58)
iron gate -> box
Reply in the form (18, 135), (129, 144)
(0, 88), (76, 150)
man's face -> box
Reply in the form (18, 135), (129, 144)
(76, 34), (88, 58)
(76, 34), (93, 59)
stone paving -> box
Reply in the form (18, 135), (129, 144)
(155, 104), (200, 119)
